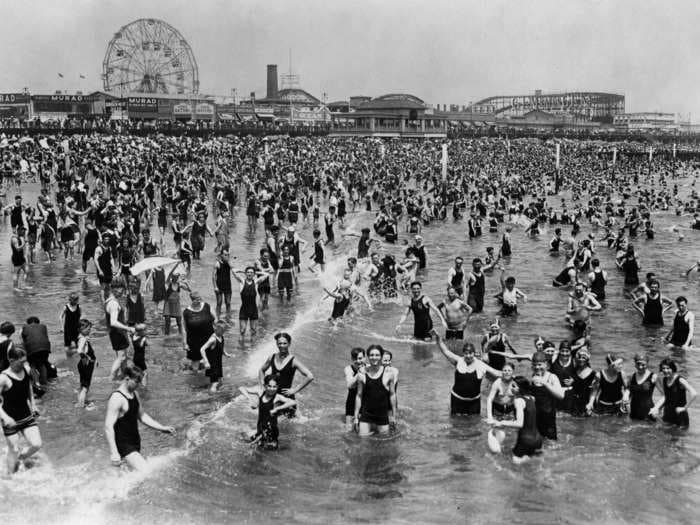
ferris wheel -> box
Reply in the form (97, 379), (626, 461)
(102, 18), (199, 95)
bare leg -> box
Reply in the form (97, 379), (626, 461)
(123, 451), (148, 471)
(110, 350), (126, 380)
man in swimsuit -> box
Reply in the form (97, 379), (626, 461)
(258, 333), (314, 417)
(396, 281), (447, 341)
(437, 286), (473, 341)
(666, 296), (695, 350)
(467, 258), (487, 313)
(212, 248), (233, 317)
(566, 281), (602, 327)
(105, 282), (136, 381)
(353, 345), (398, 436)
(104, 364), (175, 471)
(0, 347), (42, 475)
(446, 257), (466, 298)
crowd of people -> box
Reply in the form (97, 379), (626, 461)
(0, 130), (699, 474)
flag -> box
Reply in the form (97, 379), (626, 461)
(80, 74), (85, 79)
(58, 73), (64, 78)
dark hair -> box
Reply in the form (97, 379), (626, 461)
(259, 248), (269, 256)
(513, 375), (532, 394)
(0, 321), (15, 336)
(559, 340), (571, 350)
(591, 258), (600, 267)
(659, 357), (677, 373)
(366, 344), (384, 355)
(263, 373), (280, 387)
(382, 349), (393, 360)
(410, 281), (422, 288)
(347, 257), (357, 264)
(274, 332), (292, 344)
(245, 266), (256, 273)
(462, 342), (476, 354)
(505, 277), (516, 286)
(79, 318), (92, 330)
(123, 363), (144, 381)
(676, 296), (687, 305)
(8, 346), (26, 361)
(350, 347), (365, 359)
(26, 316), (40, 324)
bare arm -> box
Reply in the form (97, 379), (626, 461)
(104, 393), (125, 463)
(395, 305), (412, 334)
(432, 329), (459, 365)
(271, 393), (297, 415)
(288, 359), (314, 395)
(485, 379), (500, 421)
(199, 334), (217, 368)
(138, 402), (175, 434)
(493, 397), (525, 429)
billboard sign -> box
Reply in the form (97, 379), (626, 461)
(0, 93), (30, 104)
(173, 102), (193, 115)
(127, 97), (158, 112)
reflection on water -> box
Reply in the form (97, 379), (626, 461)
(0, 178), (699, 524)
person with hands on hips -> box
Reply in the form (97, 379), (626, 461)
(258, 332), (314, 418)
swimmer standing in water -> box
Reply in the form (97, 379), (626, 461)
(353, 345), (397, 437)
(488, 376), (543, 464)
(396, 281), (447, 341)
(104, 364), (175, 471)
(437, 286), (473, 341)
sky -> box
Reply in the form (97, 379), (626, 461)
(1, 0), (699, 118)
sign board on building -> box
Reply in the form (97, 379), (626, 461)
(195, 102), (214, 115)
(33, 94), (84, 102)
(173, 102), (192, 115)
(0, 93), (30, 104)
(127, 97), (158, 111)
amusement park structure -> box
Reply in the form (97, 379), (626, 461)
(102, 18), (199, 95)
(469, 91), (625, 122)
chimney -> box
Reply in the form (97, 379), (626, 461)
(267, 64), (278, 99)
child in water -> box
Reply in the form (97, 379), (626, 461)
(200, 321), (231, 393)
(240, 375), (296, 450)
(76, 319), (96, 409)
(60, 292), (81, 356)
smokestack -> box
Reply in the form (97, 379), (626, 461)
(267, 64), (278, 99)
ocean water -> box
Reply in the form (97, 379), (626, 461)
(0, 172), (699, 525)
